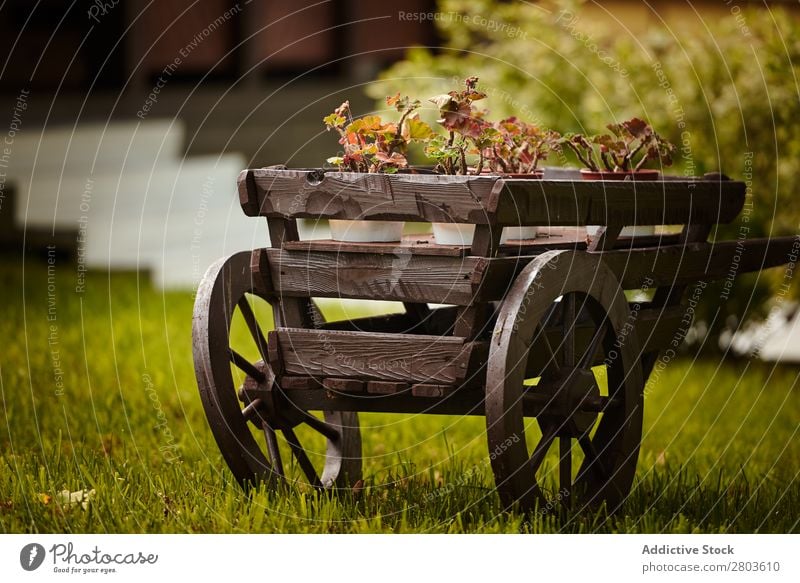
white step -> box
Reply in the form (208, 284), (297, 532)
(5, 120), (184, 178)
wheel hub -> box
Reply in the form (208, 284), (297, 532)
(538, 367), (600, 436)
(238, 361), (304, 431)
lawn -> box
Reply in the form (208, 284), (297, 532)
(1, 260), (798, 533)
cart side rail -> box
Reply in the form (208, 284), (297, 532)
(239, 168), (746, 228)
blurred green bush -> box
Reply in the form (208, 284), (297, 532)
(369, 0), (800, 339)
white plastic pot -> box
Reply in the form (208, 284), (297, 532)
(432, 223), (475, 246)
(586, 225), (655, 237)
(620, 226), (656, 237)
(500, 226), (538, 244)
(296, 218), (331, 240)
(329, 219), (404, 242)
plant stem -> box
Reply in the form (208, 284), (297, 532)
(600, 152), (615, 172)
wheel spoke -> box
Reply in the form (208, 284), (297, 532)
(238, 296), (270, 362)
(241, 398), (262, 422)
(561, 294), (576, 367)
(537, 325), (561, 372)
(559, 437), (572, 501)
(229, 348), (265, 382)
(578, 321), (607, 370)
(283, 428), (321, 488)
(528, 424), (558, 475)
(301, 412), (341, 442)
(263, 422), (284, 478)
(577, 434), (625, 501)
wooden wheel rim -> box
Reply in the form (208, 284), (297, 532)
(486, 250), (644, 511)
(192, 251), (362, 489)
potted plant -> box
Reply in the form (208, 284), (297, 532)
(561, 117), (675, 236)
(322, 95), (435, 242)
(561, 117), (675, 180)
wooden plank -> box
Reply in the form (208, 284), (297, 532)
(264, 247), (485, 305)
(367, 381), (409, 394)
(482, 236), (798, 300)
(279, 376), (322, 390)
(243, 169), (745, 228)
(243, 168), (500, 223)
(267, 330), (283, 375)
(273, 386), (585, 417)
(411, 384), (452, 398)
(282, 234), (467, 257)
(495, 179), (746, 227)
(323, 378), (366, 393)
(602, 236), (799, 289)
(273, 327), (483, 384)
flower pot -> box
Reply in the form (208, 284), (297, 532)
(329, 219), (403, 242)
(579, 169), (660, 181)
(585, 225), (656, 237)
(497, 173), (540, 243)
(500, 226), (538, 243)
(502, 171), (544, 179)
(432, 223), (475, 246)
(296, 218), (331, 240)
(620, 226), (656, 237)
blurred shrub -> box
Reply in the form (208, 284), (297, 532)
(369, 0), (800, 337)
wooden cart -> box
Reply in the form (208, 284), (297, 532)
(192, 167), (796, 512)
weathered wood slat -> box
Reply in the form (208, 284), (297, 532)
(269, 328), (481, 384)
(494, 179), (745, 227)
(367, 380), (409, 394)
(602, 236), (799, 289)
(323, 378), (365, 393)
(242, 168), (500, 223)
(481, 236), (799, 299)
(282, 235), (467, 257)
(265, 247), (486, 305)
(411, 384), (453, 398)
(241, 168), (746, 228)
(274, 386), (595, 417)
(265, 236), (795, 310)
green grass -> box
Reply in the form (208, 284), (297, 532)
(1, 261), (798, 533)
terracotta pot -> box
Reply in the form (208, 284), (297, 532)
(579, 169), (660, 181)
(471, 169), (544, 179)
(502, 171), (544, 179)
(329, 219), (403, 242)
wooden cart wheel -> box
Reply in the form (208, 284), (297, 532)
(486, 250), (643, 512)
(192, 251), (362, 490)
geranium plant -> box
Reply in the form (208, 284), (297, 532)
(426, 77), (499, 175)
(323, 94), (435, 173)
(487, 117), (561, 174)
(561, 117), (675, 173)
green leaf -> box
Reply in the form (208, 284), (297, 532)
(404, 117), (436, 141)
(346, 115), (385, 135)
(323, 113), (346, 128)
